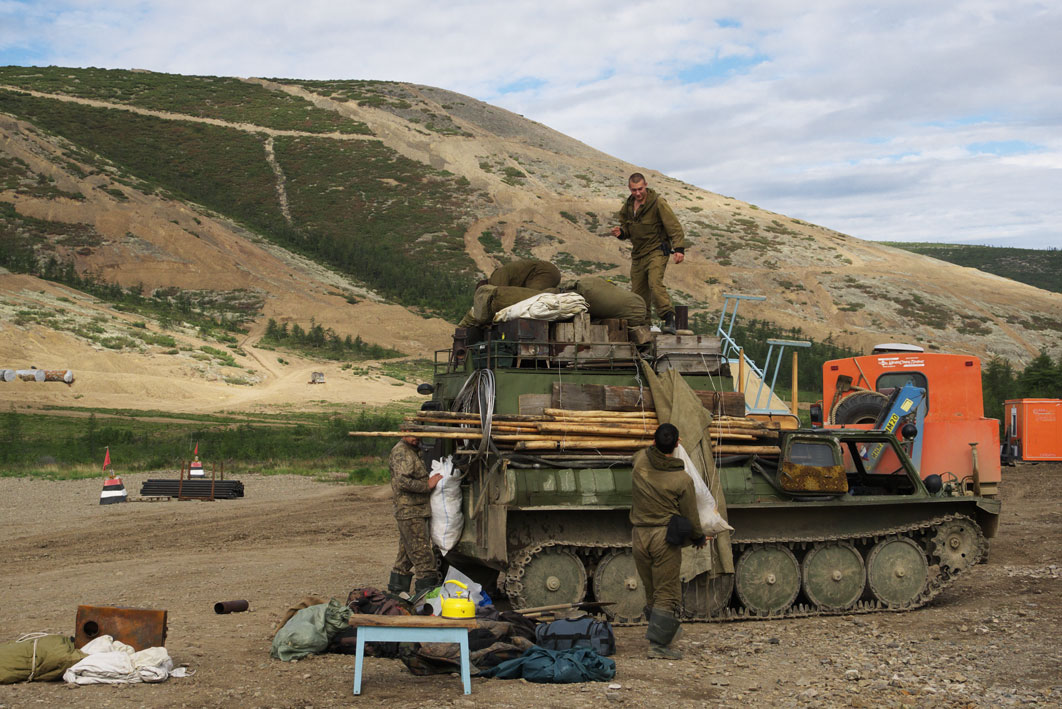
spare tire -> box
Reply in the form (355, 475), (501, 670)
(831, 391), (888, 425)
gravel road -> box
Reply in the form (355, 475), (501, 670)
(1, 464), (1059, 708)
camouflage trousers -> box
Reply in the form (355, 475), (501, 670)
(392, 516), (437, 580)
(630, 250), (672, 319)
(633, 525), (682, 615)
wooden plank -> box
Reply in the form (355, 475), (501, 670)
(653, 334), (722, 352)
(519, 393), (551, 416)
(602, 385), (746, 416)
(573, 313), (592, 342)
(552, 382), (605, 410)
(349, 614), (477, 629)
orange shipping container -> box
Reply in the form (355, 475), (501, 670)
(1004, 399), (1062, 461)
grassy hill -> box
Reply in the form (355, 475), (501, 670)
(882, 242), (1062, 294)
(2, 65), (1062, 427)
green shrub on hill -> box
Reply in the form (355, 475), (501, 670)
(883, 242), (1062, 294)
(0, 90), (290, 238)
(273, 135), (478, 320)
(0, 67), (371, 134)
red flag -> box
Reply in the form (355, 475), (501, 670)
(194, 441), (199, 456)
(102, 447), (111, 472)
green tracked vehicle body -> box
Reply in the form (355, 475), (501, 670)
(428, 327), (1000, 622)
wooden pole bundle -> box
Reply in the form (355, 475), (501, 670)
(353, 406), (782, 457)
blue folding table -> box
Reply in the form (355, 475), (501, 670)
(350, 614), (478, 696)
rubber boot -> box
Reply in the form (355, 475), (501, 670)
(387, 571), (413, 596)
(412, 573), (441, 602)
(646, 609), (684, 660)
(661, 312), (677, 335)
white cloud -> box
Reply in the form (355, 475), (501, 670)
(1, 0), (1060, 248)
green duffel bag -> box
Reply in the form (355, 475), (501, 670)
(0, 634), (86, 683)
(575, 277), (648, 326)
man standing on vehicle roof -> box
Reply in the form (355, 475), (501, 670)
(631, 423), (706, 659)
(387, 435), (442, 597)
(610, 173), (686, 334)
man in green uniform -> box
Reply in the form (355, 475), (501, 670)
(630, 423), (706, 659)
(387, 435), (443, 597)
(610, 173), (687, 334)
(487, 259), (562, 290)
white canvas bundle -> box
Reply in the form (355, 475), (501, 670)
(493, 292), (588, 322)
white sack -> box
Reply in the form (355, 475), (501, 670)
(675, 444), (734, 537)
(63, 635), (174, 685)
(429, 456), (464, 554)
(494, 292), (588, 322)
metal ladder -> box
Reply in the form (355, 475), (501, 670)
(717, 294), (811, 415)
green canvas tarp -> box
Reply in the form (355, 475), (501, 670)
(639, 362), (735, 580)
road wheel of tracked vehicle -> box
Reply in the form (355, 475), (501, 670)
(928, 516), (985, 573)
(831, 390), (888, 425)
(802, 542), (866, 611)
(866, 536), (928, 608)
(593, 549), (646, 623)
(510, 547), (587, 610)
(735, 544), (801, 616)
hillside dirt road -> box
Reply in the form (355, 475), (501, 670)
(1, 463), (1059, 708)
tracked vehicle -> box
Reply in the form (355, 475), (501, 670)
(423, 313), (1001, 622)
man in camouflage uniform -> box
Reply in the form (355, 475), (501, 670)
(610, 173), (687, 334)
(387, 435), (442, 597)
(630, 423), (706, 659)
(487, 259), (562, 290)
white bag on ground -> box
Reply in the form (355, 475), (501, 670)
(675, 444), (734, 537)
(429, 456), (464, 554)
(493, 292), (588, 322)
(63, 635), (174, 685)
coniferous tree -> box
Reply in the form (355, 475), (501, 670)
(1017, 350), (1058, 398)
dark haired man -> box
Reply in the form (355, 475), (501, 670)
(610, 173), (686, 334)
(630, 423), (706, 659)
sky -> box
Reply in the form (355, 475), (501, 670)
(1, 1), (1060, 249)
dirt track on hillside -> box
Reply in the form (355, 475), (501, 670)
(1, 464), (1059, 708)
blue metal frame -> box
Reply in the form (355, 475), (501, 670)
(353, 625), (472, 695)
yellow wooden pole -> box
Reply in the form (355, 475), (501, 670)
(737, 347), (745, 394)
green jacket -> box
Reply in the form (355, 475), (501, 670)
(617, 188), (687, 260)
(629, 446), (703, 538)
(389, 440), (432, 520)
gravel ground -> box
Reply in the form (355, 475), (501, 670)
(0, 463), (1059, 708)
